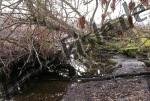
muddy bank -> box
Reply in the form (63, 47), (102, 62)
(62, 76), (150, 101)
(112, 55), (146, 75)
(62, 55), (150, 101)
(12, 75), (150, 101)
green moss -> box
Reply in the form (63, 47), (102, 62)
(107, 59), (117, 65)
(118, 38), (150, 57)
(121, 49), (138, 57)
(141, 38), (150, 47)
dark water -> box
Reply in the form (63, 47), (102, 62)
(0, 72), (71, 101)
(13, 79), (70, 101)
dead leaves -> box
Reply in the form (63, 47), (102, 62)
(128, 15), (134, 28)
(111, 0), (116, 12)
(77, 16), (86, 29)
(101, 13), (106, 21)
(129, 0), (135, 13)
(101, 0), (108, 6)
(140, 0), (149, 6)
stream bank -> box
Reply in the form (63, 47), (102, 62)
(62, 55), (150, 101)
(5, 55), (148, 101)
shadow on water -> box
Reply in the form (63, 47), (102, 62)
(13, 73), (71, 101)
(0, 70), (72, 101)
(0, 52), (76, 101)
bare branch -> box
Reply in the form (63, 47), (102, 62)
(90, 0), (98, 27)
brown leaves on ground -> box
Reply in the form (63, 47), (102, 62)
(63, 77), (150, 101)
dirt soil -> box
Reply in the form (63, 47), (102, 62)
(62, 76), (150, 101)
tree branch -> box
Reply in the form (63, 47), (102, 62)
(90, 0), (98, 27)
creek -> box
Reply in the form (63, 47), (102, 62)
(0, 54), (149, 101)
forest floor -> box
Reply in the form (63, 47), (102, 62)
(62, 76), (150, 101)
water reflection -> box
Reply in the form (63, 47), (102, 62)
(14, 80), (69, 101)
(0, 82), (3, 101)
(13, 77), (70, 101)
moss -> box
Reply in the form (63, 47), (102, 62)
(143, 60), (150, 67)
(120, 47), (138, 57)
(141, 38), (150, 47)
(107, 59), (117, 66)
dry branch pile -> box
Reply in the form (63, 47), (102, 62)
(0, 13), (77, 98)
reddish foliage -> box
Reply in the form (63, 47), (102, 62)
(140, 0), (149, 6)
(110, 0), (116, 12)
(77, 16), (85, 29)
(128, 15), (134, 28)
(101, 0), (108, 6)
(101, 13), (106, 20)
(128, 0), (135, 13)
(117, 31), (123, 39)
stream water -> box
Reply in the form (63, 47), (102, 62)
(0, 55), (149, 101)
(112, 55), (146, 75)
(14, 80), (70, 101)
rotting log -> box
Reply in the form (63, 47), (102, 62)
(77, 71), (150, 82)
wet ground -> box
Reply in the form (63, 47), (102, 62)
(0, 55), (150, 101)
(62, 55), (150, 101)
(112, 55), (146, 75)
(63, 77), (150, 101)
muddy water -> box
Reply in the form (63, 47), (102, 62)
(0, 92), (2, 101)
(0, 73), (72, 101)
(0, 82), (3, 101)
(13, 79), (71, 101)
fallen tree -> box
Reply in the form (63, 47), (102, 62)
(0, 0), (150, 99)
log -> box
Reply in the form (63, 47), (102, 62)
(77, 71), (150, 82)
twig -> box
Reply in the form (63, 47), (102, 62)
(18, 49), (32, 76)
(83, 0), (94, 5)
(101, 0), (111, 25)
(90, 0), (98, 27)
(31, 39), (42, 70)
